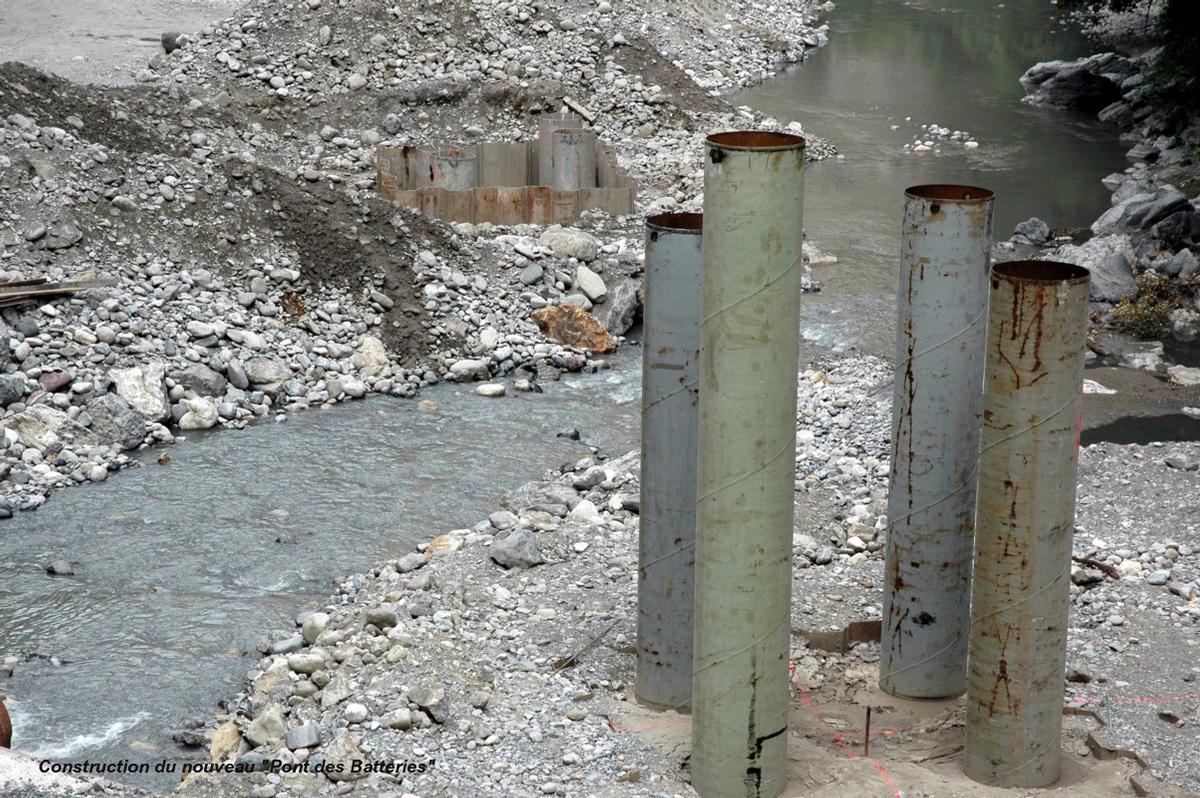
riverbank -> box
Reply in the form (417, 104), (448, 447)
(1009, 4), (1200, 390)
(0, 0), (835, 524)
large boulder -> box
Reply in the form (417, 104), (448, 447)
(1019, 52), (1133, 112)
(1046, 235), (1138, 303)
(6, 404), (98, 449)
(351, 335), (389, 376)
(178, 397), (219, 430)
(1092, 186), (1191, 236)
(242, 356), (291, 393)
(593, 277), (641, 336)
(538, 226), (599, 262)
(530, 305), (616, 353)
(489, 529), (546, 569)
(574, 265), (608, 303)
(170, 363), (228, 397)
(86, 393), (146, 450)
(110, 362), (170, 421)
(0, 374), (26, 407)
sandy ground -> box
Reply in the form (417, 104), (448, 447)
(0, 0), (241, 85)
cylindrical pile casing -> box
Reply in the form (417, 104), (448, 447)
(428, 147), (478, 191)
(636, 212), (704, 711)
(879, 184), (995, 700)
(538, 111), (583, 185)
(692, 131), (805, 798)
(549, 128), (598, 191)
(965, 260), (1091, 788)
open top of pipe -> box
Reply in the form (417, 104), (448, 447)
(646, 212), (703, 234)
(705, 130), (806, 151)
(905, 184), (994, 203)
(993, 260), (1090, 284)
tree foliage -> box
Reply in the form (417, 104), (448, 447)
(1061, 0), (1200, 99)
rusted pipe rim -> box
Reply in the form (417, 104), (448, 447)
(993, 260), (1090, 284)
(905, 184), (994, 203)
(646, 212), (703, 234)
(705, 131), (806, 152)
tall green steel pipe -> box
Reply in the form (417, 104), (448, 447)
(637, 212), (704, 711)
(693, 131), (805, 798)
(880, 184), (994, 700)
(965, 260), (1091, 788)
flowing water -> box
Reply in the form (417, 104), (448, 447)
(0, 353), (640, 786)
(735, 0), (1129, 356)
(0, 0), (1154, 789)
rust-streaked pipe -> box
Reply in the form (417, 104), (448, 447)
(964, 260), (1090, 788)
(428, 146), (478, 191)
(549, 128), (598, 191)
(693, 130), (805, 798)
(537, 111), (582, 186)
(636, 212), (703, 711)
(879, 184), (995, 700)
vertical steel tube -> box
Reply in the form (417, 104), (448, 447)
(549, 128), (598, 191)
(880, 185), (995, 700)
(637, 212), (703, 711)
(538, 111), (582, 185)
(429, 147), (478, 190)
(965, 260), (1090, 788)
(693, 131), (805, 798)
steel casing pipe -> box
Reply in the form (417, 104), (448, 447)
(692, 131), (805, 798)
(549, 128), (598, 191)
(636, 212), (704, 711)
(964, 260), (1090, 788)
(880, 184), (995, 699)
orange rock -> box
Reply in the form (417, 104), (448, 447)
(530, 305), (615, 354)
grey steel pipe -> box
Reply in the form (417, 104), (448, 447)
(636, 212), (703, 711)
(965, 260), (1090, 788)
(537, 111), (582, 185)
(428, 147), (478, 190)
(693, 131), (805, 798)
(879, 184), (995, 700)
(549, 128), (598, 191)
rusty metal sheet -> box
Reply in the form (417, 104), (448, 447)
(478, 142), (529, 188)
(406, 146), (433, 190)
(472, 187), (500, 224)
(418, 187), (446, 219)
(551, 190), (578, 225)
(392, 189), (420, 210)
(443, 189), (474, 223)
(526, 186), (554, 225)
(496, 186), (527, 226)
(578, 187), (607, 213)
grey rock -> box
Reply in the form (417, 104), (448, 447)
(172, 363), (228, 397)
(86, 393), (146, 450)
(1014, 217), (1051, 243)
(593, 277), (640, 335)
(342, 702), (368, 724)
(519, 263), (544, 286)
(408, 682), (450, 723)
(1157, 248), (1198, 278)
(243, 705), (286, 748)
(287, 652), (326, 675)
(574, 265), (607, 303)
(488, 510), (519, 530)
(226, 359), (250, 390)
(285, 723), (321, 751)
(46, 560), (74, 576)
(1019, 52), (1132, 112)
(364, 607), (399, 629)
(243, 356), (291, 392)
(322, 733), (368, 781)
(538, 227), (599, 262)
(178, 397), (220, 430)
(7, 404), (98, 448)
(1147, 569), (1171, 586)
(1092, 186), (1190, 236)
(395, 552), (429, 573)
(270, 634), (304, 655)
(0, 374), (27, 407)
(1048, 235), (1137, 302)
(111, 362), (171, 421)
(489, 529), (545, 569)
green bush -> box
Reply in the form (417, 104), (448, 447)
(1110, 272), (1183, 338)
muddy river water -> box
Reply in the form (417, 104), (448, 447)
(0, 0), (1168, 788)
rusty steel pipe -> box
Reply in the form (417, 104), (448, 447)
(879, 184), (995, 700)
(636, 212), (704, 711)
(693, 131), (805, 798)
(965, 260), (1090, 788)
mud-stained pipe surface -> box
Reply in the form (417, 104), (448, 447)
(965, 259), (1090, 788)
(692, 131), (804, 798)
(636, 211), (703, 712)
(879, 184), (994, 700)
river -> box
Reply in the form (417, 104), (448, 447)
(0, 0), (1149, 789)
